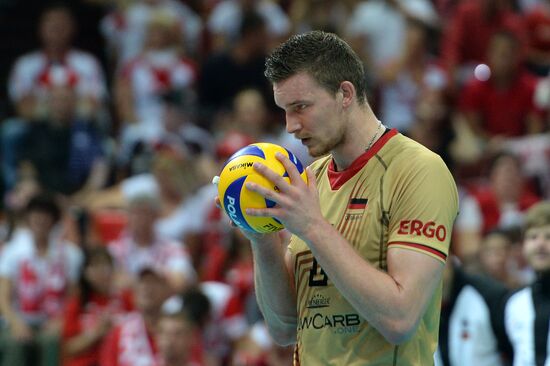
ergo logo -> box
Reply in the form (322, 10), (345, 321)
(397, 219), (447, 242)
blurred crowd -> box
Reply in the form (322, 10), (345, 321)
(0, 0), (549, 365)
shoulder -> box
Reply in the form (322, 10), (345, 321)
(460, 269), (509, 305)
(306, 155), (332, 184)
(384, 134), (451, 178)
(2, 239), (33, 260)
(67, 50), (103, 70)
(308, 155), (331, 174)
(11, 51), (44, 71)
(505, 286), (531, 308)
(62, 241), (83, 258)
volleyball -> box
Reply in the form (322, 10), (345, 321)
(216, 142), (308, 233)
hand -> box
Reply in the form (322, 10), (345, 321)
(93, 313), (113, 338)
(11, 319), (33, 341)
(244, 152), (323, 239)
(215, 196), (281, 244)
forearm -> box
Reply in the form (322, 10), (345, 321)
(0, 279), (21, 327)
(302, 220), (426, 343)
(249, 236), (297, 346)
(64, 330), (103, 356)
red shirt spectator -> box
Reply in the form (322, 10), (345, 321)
(62, 291), (133, 366)
(441, 0), (526, 81)
(525, 3), (550, 74)
(470, 184), (541, 234)
(458, 71), (539, 136)
(99, 312), (159, 366)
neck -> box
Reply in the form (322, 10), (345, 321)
(331, 104), (383, 170)
(143, 310), (160, 332)
(134, 231), (155, 247)
(164, 356), (187, 366)
(43, 46), (67, 61)
(34, 236), (50, 255)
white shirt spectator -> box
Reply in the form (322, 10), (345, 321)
(0, 232), (83, 324)
(8, 50), (107, 103)
(108, 233), (196, 283)
(119, 50), (196, 125)
(155, 184), (215, 241)
(346, 0), (437, 67)
(101, 0), (202, 63)
(207, 0), (290, 43)
(380, 63), (447, 132)
(120, 174), (213, 241)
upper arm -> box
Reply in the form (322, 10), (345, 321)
(387, 152), (458, 264)
(0, 276), (13, 310)
(387, 247), (444, 320)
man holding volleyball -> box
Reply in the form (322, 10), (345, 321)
(226, 31), (458, 365)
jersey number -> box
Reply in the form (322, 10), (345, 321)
(308, 258), (328, 287)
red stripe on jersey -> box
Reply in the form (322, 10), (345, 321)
(387, 241), (447, 261)
(328, 129), (398, 190)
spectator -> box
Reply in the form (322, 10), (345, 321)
(83, 145), (213, 246)
(503, 201), (550, 365)
(451, 31), (544, 169)
(61, 246), (133, 366)
(377, 18), (447, 134)
(114, 9), (197, 161)
(0, 194), (83, 366)
(8, 4), (107, 121)
(10, 86), (108, 196)
(435, 256), (510, 366)
(157, 90), (215, 158)
(524, 0), (550, 75)
(457, 31), (543, 141)
(477, 229), (523, 288)
(289, 0), (353, 36)
(101, 0), (202, 65)
(440, 0), (526, 85)
(346, 0), (439, 76)
(107, 193), (196, 293)
(454, 151), (541, 262)
(198, 11), (272, 126)
(407, 77), (454, 166)
(230, 321), (294, 366)
(159, 287), (216, 366)
(206, 0), (290, 52)
(99, 267), (170, 366)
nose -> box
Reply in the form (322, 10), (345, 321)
(285, 113), (301, 134)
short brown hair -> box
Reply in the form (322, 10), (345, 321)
(265, 31), (368, 104)
(524, 201), (550, 232)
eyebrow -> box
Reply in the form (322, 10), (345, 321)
(285, 100), (310, 108)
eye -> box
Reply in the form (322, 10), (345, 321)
(295, 104), (308, 112)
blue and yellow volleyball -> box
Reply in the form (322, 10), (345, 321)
(217, 142), (308, 233)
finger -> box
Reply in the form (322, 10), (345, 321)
(215, 196), (221, 208)
(253, 162), (289, 191)
(275, 152), (304, 186)
(245, 181), (282, 203)
(246, 206), (282, 218)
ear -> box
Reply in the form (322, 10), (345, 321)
(339, 81), (356, 108)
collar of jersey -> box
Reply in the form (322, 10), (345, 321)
(328, 128), (398, 190)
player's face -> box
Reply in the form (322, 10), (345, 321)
(274, 72), (346, 158)
(523, 225), (550, 272)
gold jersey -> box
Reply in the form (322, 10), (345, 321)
(288, 129), (459, 365)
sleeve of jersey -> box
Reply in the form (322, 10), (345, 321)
(386, 151), (458, 264)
